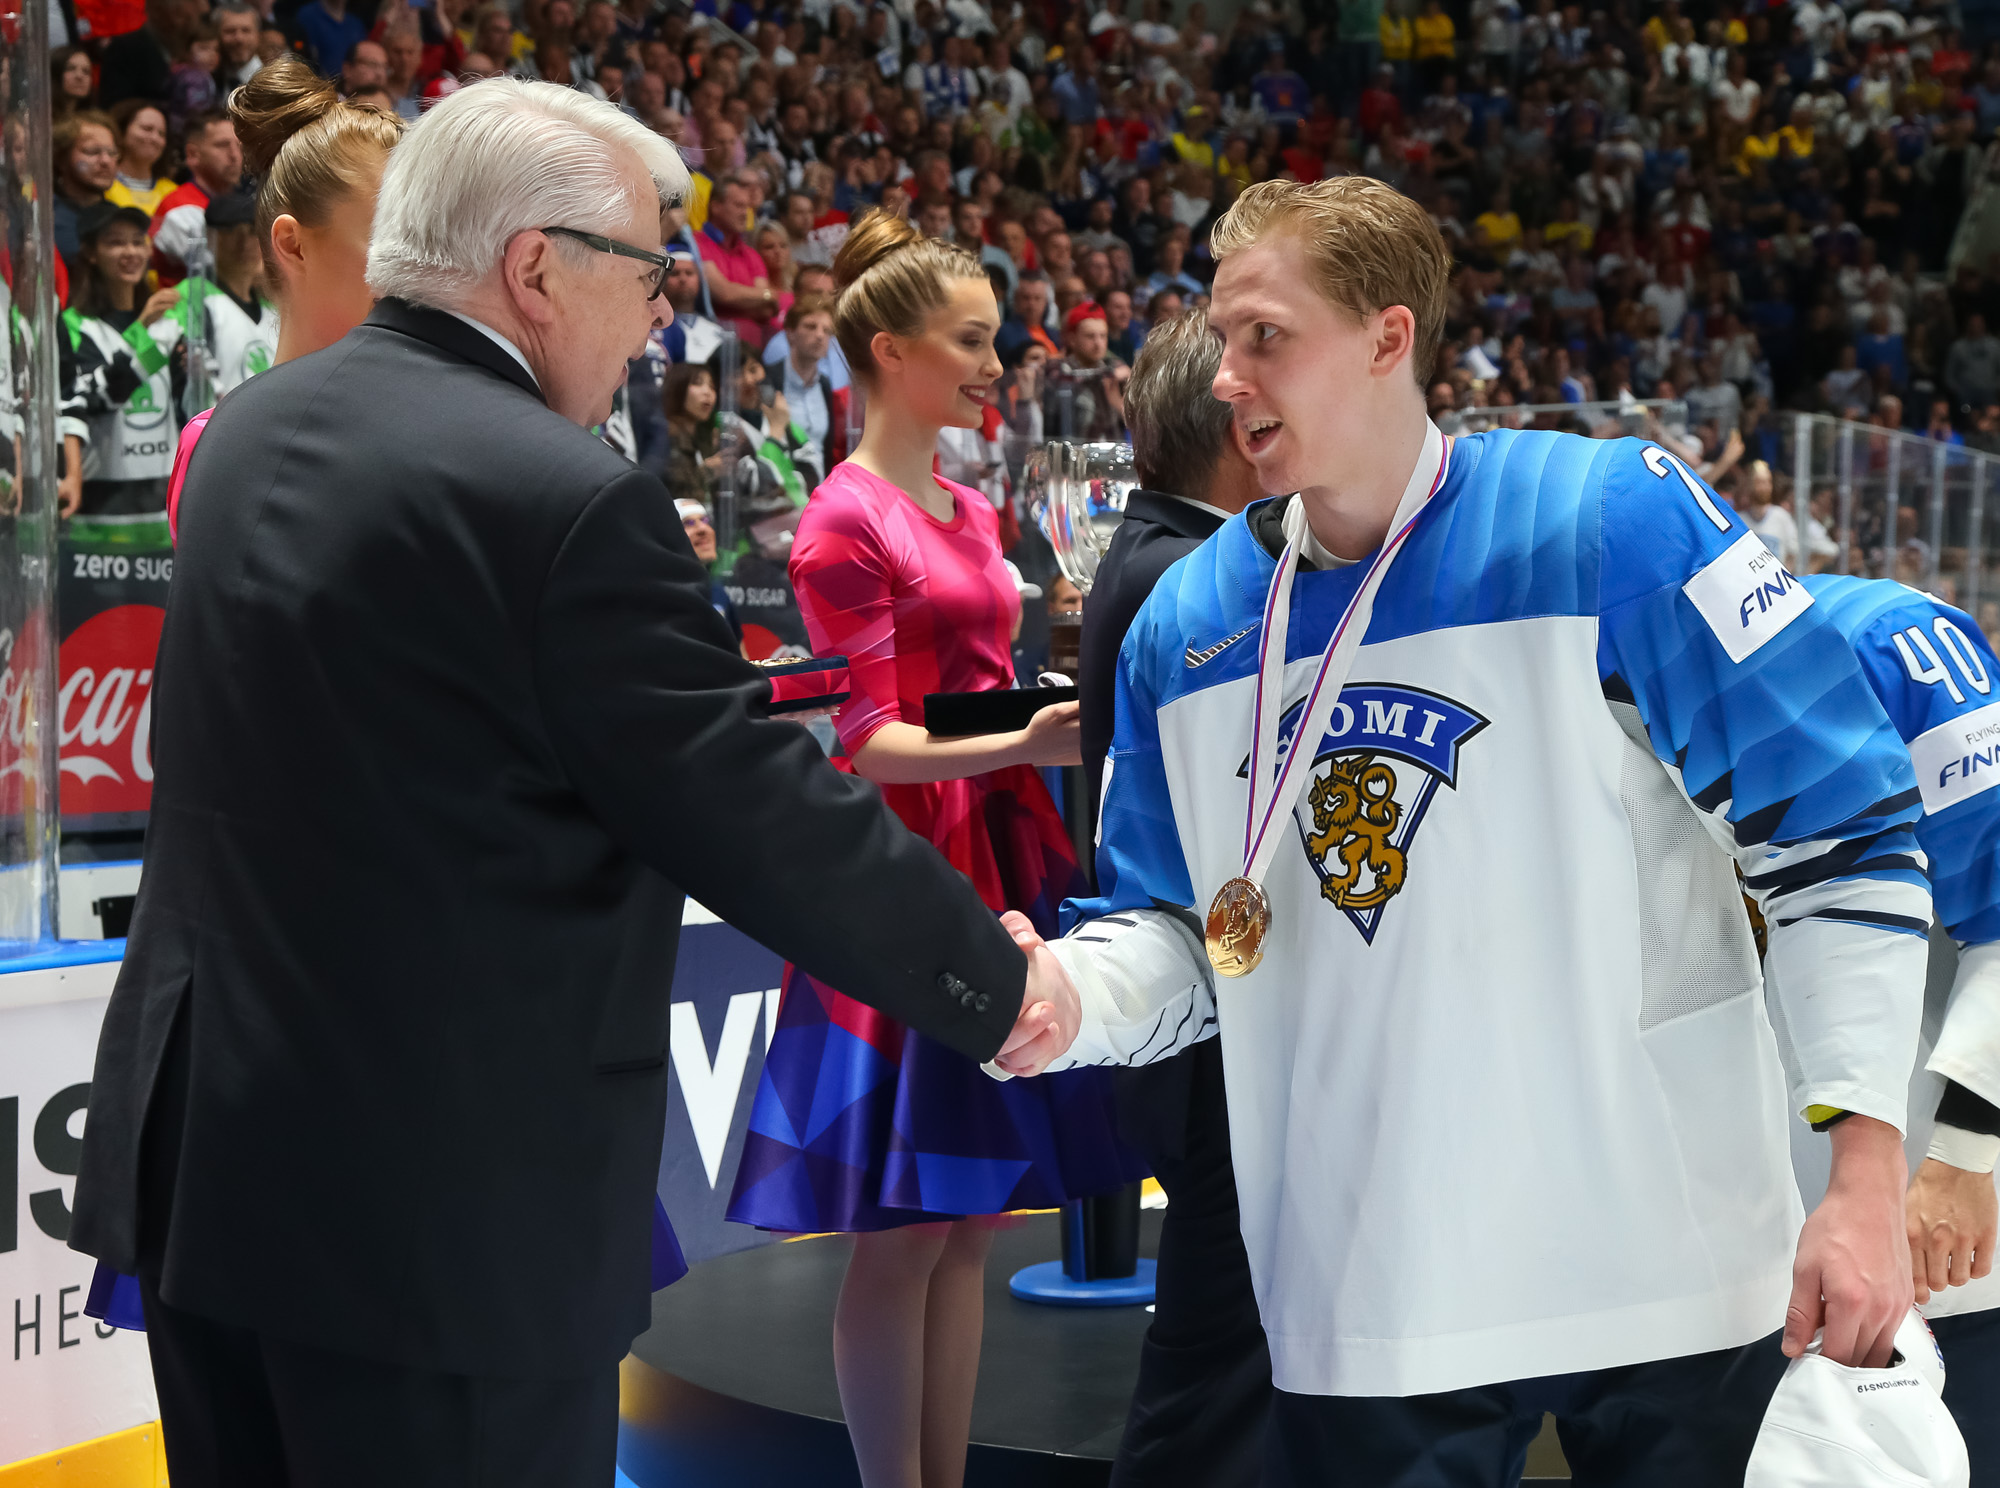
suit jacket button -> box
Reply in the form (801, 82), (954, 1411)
(960, 989), (976, 1007)
(974, 994), (990, 1013)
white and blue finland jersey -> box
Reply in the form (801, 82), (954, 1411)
(1803, 575), (2000, 946)
(1050, 426), (1932, 1397)
(1796, 573), (2000, 1321)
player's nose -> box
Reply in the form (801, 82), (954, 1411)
(1212, 351), (1252, 403)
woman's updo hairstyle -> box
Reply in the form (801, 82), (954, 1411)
(831, 208), (989, 379)
(230, 57), (405, 293)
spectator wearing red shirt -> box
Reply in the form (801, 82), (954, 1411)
(1358, 63), (1403, 141)
(148, 110), (243, 286)
(1932, 30), (1974, 90)
(700, 173), (778, 348)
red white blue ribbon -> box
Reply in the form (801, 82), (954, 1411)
(1239, 423), (1452, 885)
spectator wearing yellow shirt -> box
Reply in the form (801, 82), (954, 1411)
(1380, 4), (1413, 95)
(685, 168), (713, 231)
(1777, 99), (1816, 164)
(1736, 109), (1780, 176)
(1641, 0), (1682, 55)
(1905, 55), (1945, 116)
(1172, 105), (1217, 174)
(104, 100), (174, 219)
(1473, 187), (1523, 251)
(1543, 194), (1595, 253)
(1413, 0), (1455, 92)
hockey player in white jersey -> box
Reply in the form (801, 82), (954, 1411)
(178, 189), (280, 403)
(995, 177), (1932, 1484)
(1797, 573), (2000, 1483)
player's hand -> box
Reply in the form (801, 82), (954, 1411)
(1015, 700), (1081, 768)
(1907, 1155), (1998, 1302)
(992, 910), (1080, 1077)
(1787, 1115), (1912, 1366)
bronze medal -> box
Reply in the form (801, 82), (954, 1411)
(1206, 876), (1272, 978)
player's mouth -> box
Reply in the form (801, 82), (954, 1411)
(959, 383), (993, 405)
(1243, 416), (1282, 455)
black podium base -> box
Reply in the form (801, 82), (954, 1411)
(618, 1211), (1160, 1487)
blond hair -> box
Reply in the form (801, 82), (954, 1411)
(1209, 177), (1451, 387)
(831, 208), (988, 380)
(231, 58), (405, 297)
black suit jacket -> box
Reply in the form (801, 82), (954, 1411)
(1078, 489), (1229, 833)
(71, 301), (1026, 1378)
(1076, 489), (1229, 1163)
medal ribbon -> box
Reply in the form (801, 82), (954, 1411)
(1239, 422), (1450, 889)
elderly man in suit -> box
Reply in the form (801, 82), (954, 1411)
(71, 79), (1073, 1488)
(1075, 308), (1272, 1488)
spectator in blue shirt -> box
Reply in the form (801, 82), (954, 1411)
(1855, 308), (1908, 390)
(1051, 47), (1100, 126)
(1251, 46), (1309, 126)
(1974, 58), (2000, 139)
(294, 0), (368, 79)
(1136, 225), (1204, 304)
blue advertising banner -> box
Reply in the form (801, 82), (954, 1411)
(658, 911), (786, 1265)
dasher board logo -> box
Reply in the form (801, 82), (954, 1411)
(1238, 683), (1487, 944)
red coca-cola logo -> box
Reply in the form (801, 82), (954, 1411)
(0, 611), (47, 817)
(56, 604), (162, 818)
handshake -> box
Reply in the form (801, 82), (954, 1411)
(991, 911), (1082, 1077)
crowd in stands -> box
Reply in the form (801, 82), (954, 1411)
(45, 0), (2000, 640)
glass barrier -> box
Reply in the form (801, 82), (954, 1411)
(0, 4), (65, 949)
(1777, 411), (1997, 629)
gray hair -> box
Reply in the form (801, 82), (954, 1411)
(367, 77), (690, 308)
(1126, 307), (1232, 497)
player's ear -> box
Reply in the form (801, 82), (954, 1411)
(1371, 305), (1416, 381)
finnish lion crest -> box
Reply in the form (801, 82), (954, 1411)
(1241, 682), (1487, 944)
(1305, 753), (1408, 911)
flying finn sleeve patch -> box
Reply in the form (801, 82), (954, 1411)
(1681, 531), (1814, 664)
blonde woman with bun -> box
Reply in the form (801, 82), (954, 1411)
(230, 58), (405, 367)
(164, 57), (404, 538)
(727, 210), (1142, 1488)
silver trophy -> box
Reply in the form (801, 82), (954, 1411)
(1026, 441), (1137, 677)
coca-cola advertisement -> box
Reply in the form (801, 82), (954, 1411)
(0, 608), (49, 821)
(55, 541), (171, 830)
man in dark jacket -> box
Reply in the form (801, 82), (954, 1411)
(1075, 308), (1271, 1488)
(71, 78), (1076, 1488)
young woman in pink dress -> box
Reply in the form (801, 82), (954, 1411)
(727, 211), (1141, 1488)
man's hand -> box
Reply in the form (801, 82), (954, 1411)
(992, 910), (1080, 1076)
(1786, 1114), (1913, 1366)
(1907, 1156), (1998, 1302)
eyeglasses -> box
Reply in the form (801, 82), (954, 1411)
(540, 226), (672, 300)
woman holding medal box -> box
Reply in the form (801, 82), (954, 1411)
(725, 209), (1143, 1488)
